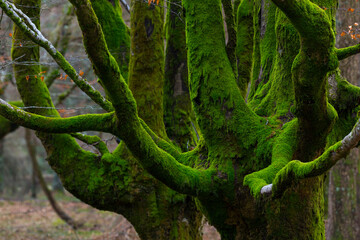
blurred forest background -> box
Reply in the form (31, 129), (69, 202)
(0, 0), (359, 239)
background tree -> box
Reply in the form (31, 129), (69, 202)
(1, 0), (360, 240)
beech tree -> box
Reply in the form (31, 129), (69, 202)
(1, 0), (360, 239)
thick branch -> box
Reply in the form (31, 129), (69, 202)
(140, 119), (181, 159)
(68, 0), (217, 197)
(270, 0), (338, 161)
(0, 98), (115, 133)
(244, 120), (298, 197)
(116, 124), (218, 197)
(236, 0), (253, 97)
(68, 0), (136, 121)
(184, 0), (265, 151)
(0, 0), (113, 112)
(263, 117), (360, 197)
(270, 0), (336, 49)
(90, 0), (130, 81)
(336, 44), (360, 61)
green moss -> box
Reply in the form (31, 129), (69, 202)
(244, 119), (298, 197)
(129, 0), (166, 138)
(248, 3), (298, 120)
(236, 0), (253, 97)
(248, 0), (277, 103)
(222, 0), (237, 75)
(163, 0), (198, 151)
(90, 0), (130, 81)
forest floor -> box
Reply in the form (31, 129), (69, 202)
(0, 192), (220, 240)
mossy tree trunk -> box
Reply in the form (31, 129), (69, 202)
(112, 0), (203, 238)
(8, 0), (202, 239)
(3, 0), (360, 239)
(164, 0), (198, 151)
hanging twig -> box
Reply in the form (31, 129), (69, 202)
(25, 129), (82, 230)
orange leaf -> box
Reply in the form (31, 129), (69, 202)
(348, 8), (355, 12)
(26, 75), (29, 81)
(79, 70), (84, 76)
(64, 74), (68, 80)
(351, 34), (356, 40)
(157, 0), (159, 4)
(357, 34), (360, 38)
(9, 33), (12, 37)
(19, 43), (22, 47)
(354, 23), (359, 27)
(340, 31), (346, 37)
(41, 76), (44, 82)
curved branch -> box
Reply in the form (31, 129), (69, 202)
(336, 44), (360, 61)
(71, 133), (109, 155)
(264, 117), (360, 198)
(184, 0), (265, 152)
(90, 0), (130, 81)
(68, 0), (136, 121)
(116, 124), (218, 197)
(49, 0), (218, 198)
(270, 0), (336, 49)
(140, 119), (181, 159)
(270, 0), (338, 161)
(244, 119), (298, 197)
(0, 0), (113, 112)
(0, 98), (115, 133)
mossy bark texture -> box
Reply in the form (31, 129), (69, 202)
(8, 0), (202, 239)
(3, 0), (360, 239)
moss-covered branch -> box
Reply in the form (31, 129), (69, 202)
(235, 0), (253, 97)
(68, 0), (135, 120)
(68, 0), (220, 197)
(270, 0), (336, 50)
(71, 133), (109, 155)
(140, 119), (181, 159)
(262, 117), (360, 198)
(270, 0), (338, 161)
(0, 0), (113, 112)
(184, 0), (267, 153)
(244, 119), (298, 197)
(118, 125), (218, 197)
(129, 0), (166, 137)
(164, 0), (198, 151)
(90, 0), (130, 81)
(0, 98), (115, 133)
(336, 44), (360, 61)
